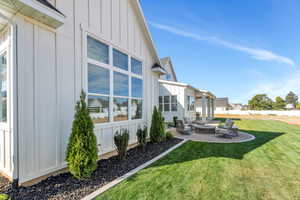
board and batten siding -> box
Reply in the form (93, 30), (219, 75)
(15, 0), (159, 184)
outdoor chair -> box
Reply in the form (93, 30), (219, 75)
(176, 120), (192, 135)
(215, 119), (238, 138)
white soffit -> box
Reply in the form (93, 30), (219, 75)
(0, 0), (64, 29)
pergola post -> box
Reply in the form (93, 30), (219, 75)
(201, 95), (207, 121)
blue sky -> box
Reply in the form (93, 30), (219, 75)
(141, 0), (300, 104)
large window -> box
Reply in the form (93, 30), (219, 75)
(87, 36), (143, 123)
(187, 96), (195, 111)
(0, 52), (7, 122)
(87, 36), (109, 64)
(159, 95), (177, 112)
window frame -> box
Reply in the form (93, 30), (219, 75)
(159, 95), (178, 112)
(0, 31), (10, 127)
(85, 33), (144, 126)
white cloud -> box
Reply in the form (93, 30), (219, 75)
(149, 21), (295, 66)
(241, 70), (300, 103)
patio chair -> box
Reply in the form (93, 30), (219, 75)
(176, 120), (192, 135)
(215, 119), (238, 138)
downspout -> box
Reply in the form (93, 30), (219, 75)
(0, 12), (20, 188)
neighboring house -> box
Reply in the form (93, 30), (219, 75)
(159, 58), (215, 122)
(286, 103), (296, 110)
(230, 103), (243, 111)
(0, 0), (166, 186)
(159, 57), (177, 82)
(215, 97), (230, 111)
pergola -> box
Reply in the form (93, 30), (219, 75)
(195, 90), (216, 121)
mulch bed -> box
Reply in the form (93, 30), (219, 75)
(0, 138), (183, 200)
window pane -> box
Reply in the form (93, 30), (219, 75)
(171, 96), (177, 104)
(132, 99), (142, 120)
(114, 72), (129, 96)
(88, 96), (109, 123)
(113, 98), (128, 121)
(88, 64), (109, 95)
(132, 77), (143, 98)
(87, 36), (109, 64)
(159, 104), (163, 112)
(159, 96), (163, 104)
(0, 53), (7, 122)
(171, 104), (177, 111)
(164, 96), (170, 104)
(131, 58), (142, 75)
(164, 103), (170, 112)
(113, 49), (128, 71)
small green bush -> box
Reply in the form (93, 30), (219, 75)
(166, 131), (174, 140)
(0, 194), (10, 200)
(137, 126), (147, 150)
(66, 91), (98, 179)
(114, 129), (130, 160)
(173, 116), (178, 127)
(150, 106), (166, 143)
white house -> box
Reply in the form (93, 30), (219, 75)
(215, 97), (230, 111)
(159, 58), (215, 123)
(0, 0), (166, 186)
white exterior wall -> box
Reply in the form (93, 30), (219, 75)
(11, 0), (159, 184)
(159, 83), (185, 122)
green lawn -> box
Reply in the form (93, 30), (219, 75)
(95, 119), (300, 200)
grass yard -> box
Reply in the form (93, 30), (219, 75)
(95, 119), (300, 200)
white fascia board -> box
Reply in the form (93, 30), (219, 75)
(16, 0), (64, 28)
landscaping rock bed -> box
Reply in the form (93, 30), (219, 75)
(0, 138), (182, 200)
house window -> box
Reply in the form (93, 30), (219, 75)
(187, 96), (195, 111)
(132, 99), (142, 120)
(87, 36), (109, 64)
(171, 95), (178, 111)
(0, 52), (7, 122)
(131, 58), (142, 75)
(87, 36), (143, 123)
(113, 49), (128, 71)
(159, 95), (177, 112)
(164, 96), (170, 112)
(159, 96), (163, 111)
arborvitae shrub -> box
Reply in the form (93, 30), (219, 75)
(137, 126), (147, 150)
(66, 91), (98, 179)
(114, 129), (129, 160)
(150, 106), (166, 143)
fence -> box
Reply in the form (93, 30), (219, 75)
(215, 110), (300, 117)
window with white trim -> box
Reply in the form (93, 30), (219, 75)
(159, 95), (177, 112)
(0, 52), (7, 122)
(87, 36), (143, 123)
(187, 96), (195, 111)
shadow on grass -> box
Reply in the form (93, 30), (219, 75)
(149, 129), (284, 168)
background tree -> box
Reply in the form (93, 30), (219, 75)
(285, 91), (298, 108)
(297, 103), (300, 110)
(273, 96), (286, 110)
(248, 94), (274, 110)
(66, 91), (98, 179)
